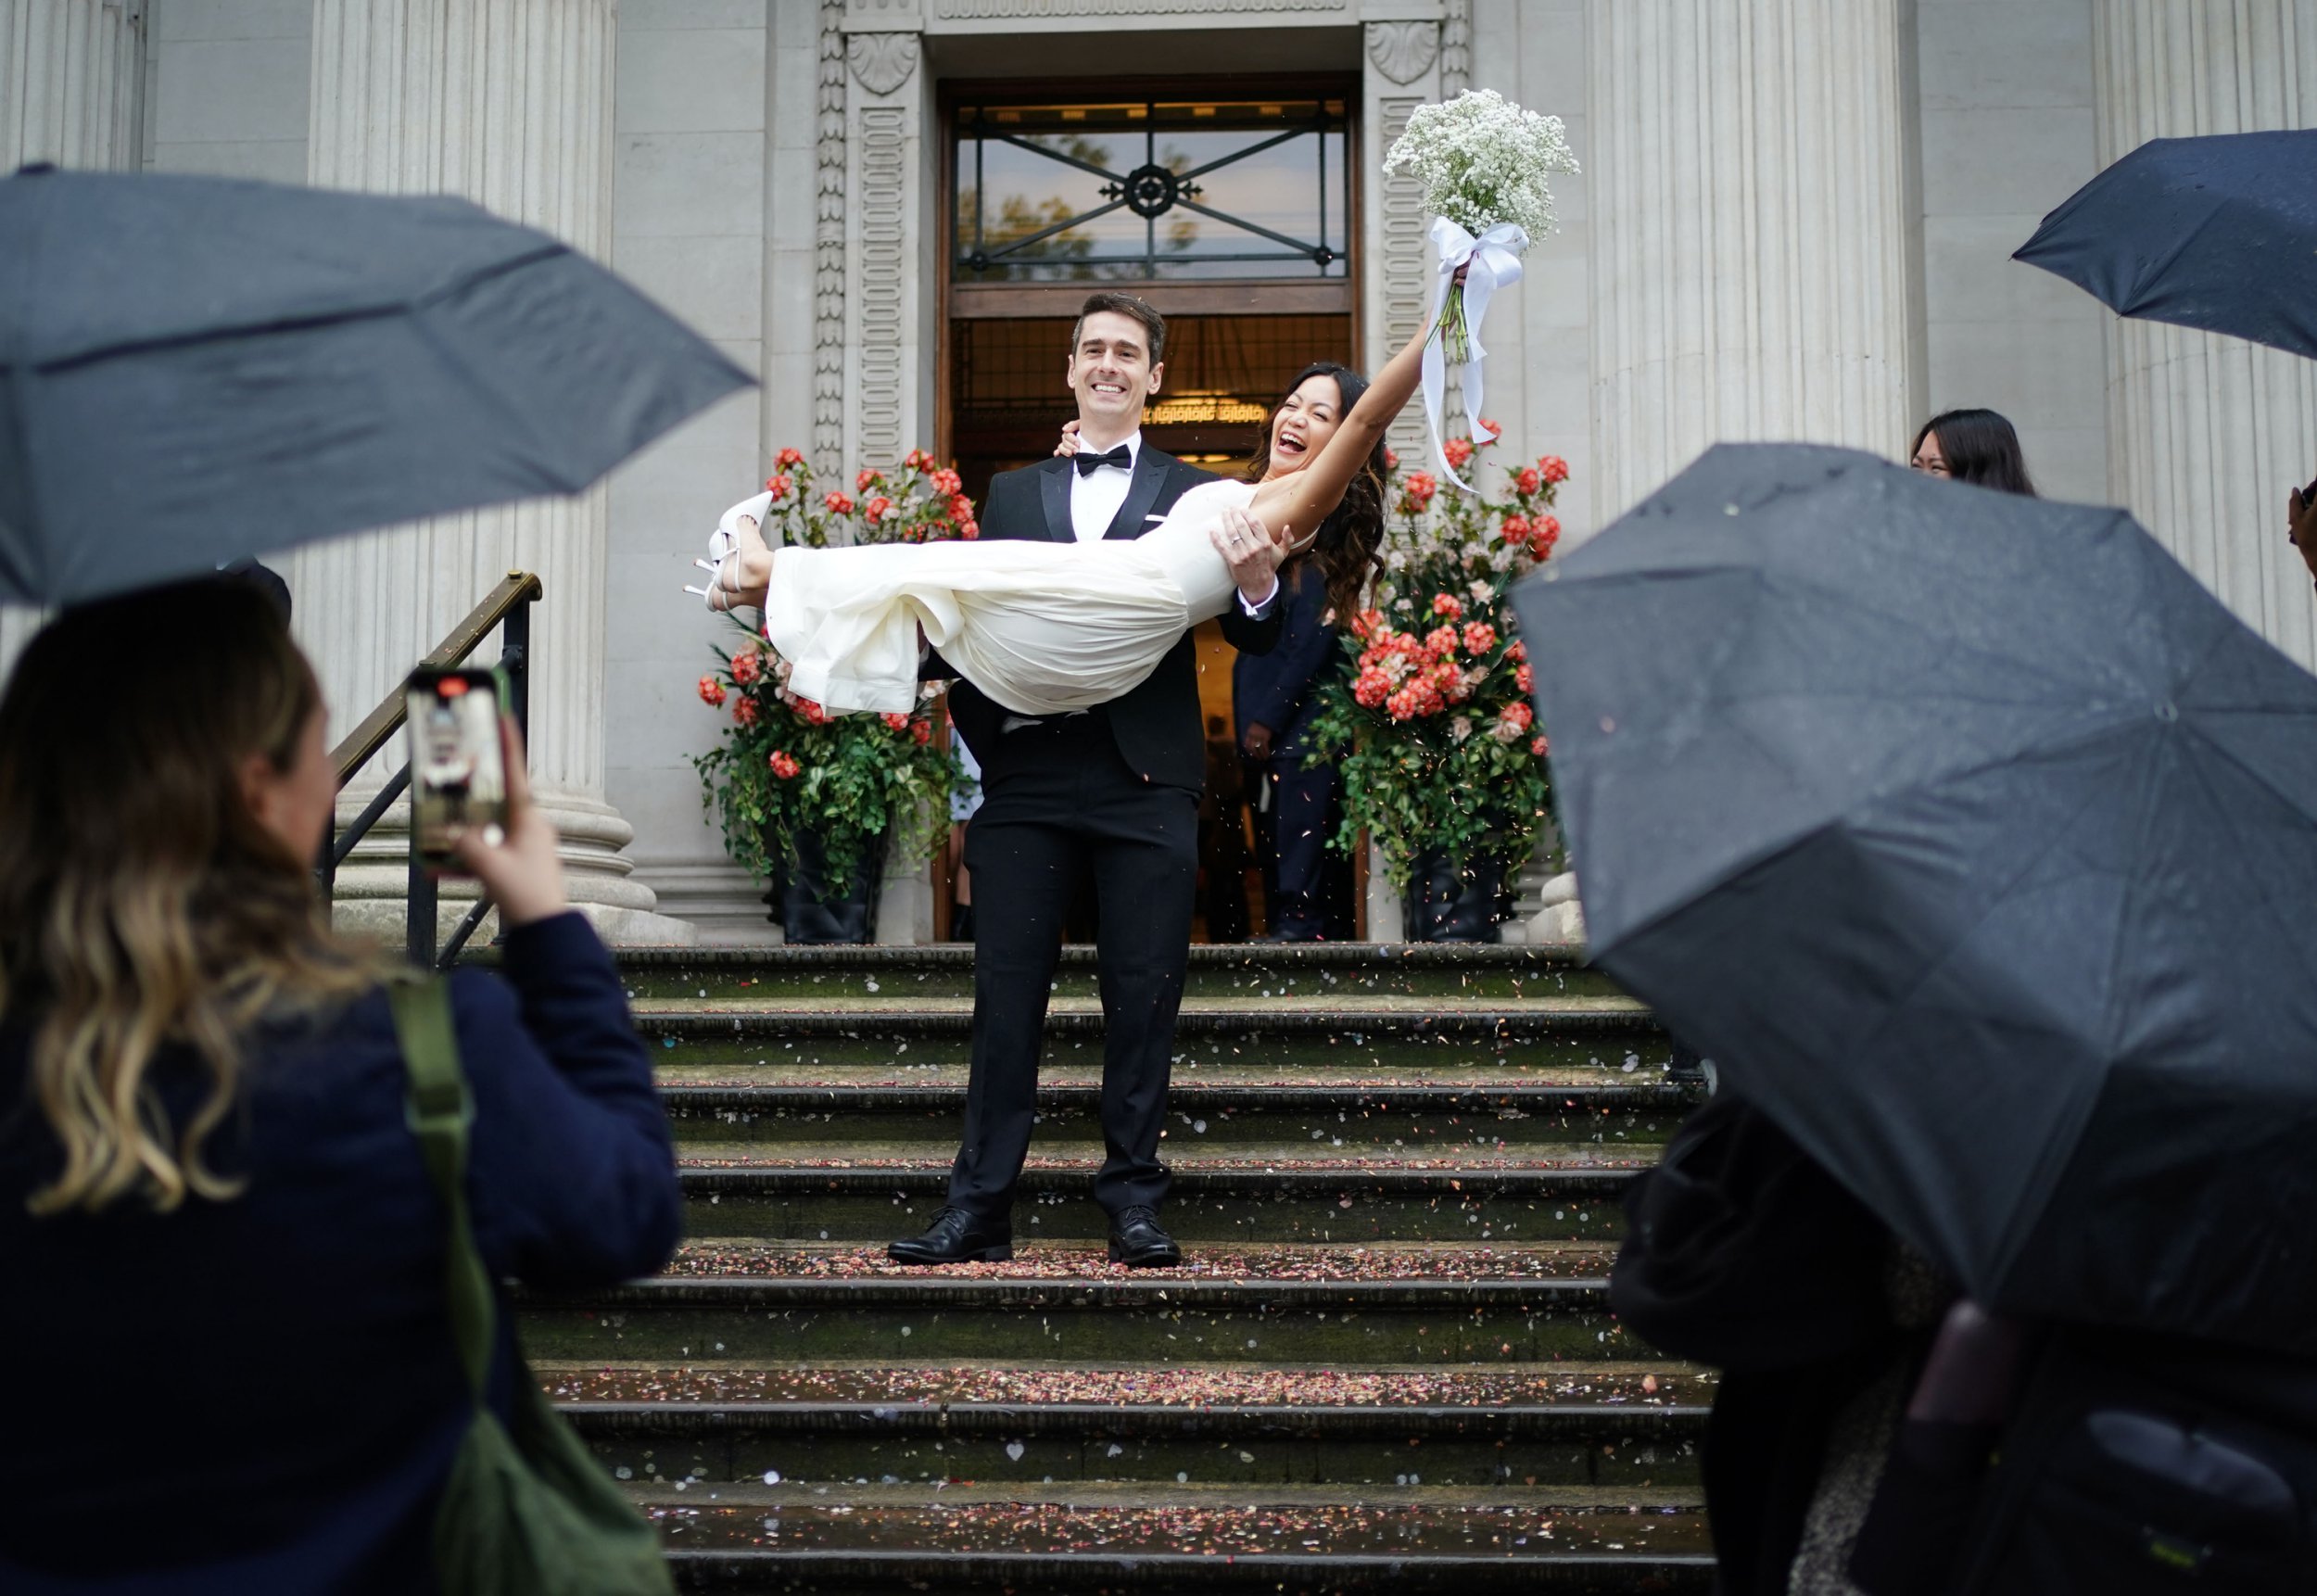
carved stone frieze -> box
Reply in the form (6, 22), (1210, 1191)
(1365, 21), (1437, 87)
(815, 2), (847, 468)
(854, 105), (908, 469)
(1440, 0), (1471, 95)
(1376, 95), (1431, 459)
(847, 30), (920, 95)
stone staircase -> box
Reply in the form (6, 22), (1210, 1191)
(518, 944), (1716, 1592)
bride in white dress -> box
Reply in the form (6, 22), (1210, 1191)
(698, 304), (1437, 718)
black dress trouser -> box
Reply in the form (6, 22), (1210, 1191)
(1255, 742), (1338, 934)
(948, 714), (1198, 1220)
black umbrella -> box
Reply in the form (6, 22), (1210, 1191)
(2015, 128), (2317, 361)
(0, 165), (752, 606)
(1513, 442), (2317, 1354)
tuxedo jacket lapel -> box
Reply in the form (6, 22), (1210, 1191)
(1106, 448), (1170, 540)
(1038, 457), (1076, 543)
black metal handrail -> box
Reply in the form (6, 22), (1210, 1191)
(320, 571), (542, 969)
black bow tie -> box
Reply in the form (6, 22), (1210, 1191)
(1074, 444), (1133, 476)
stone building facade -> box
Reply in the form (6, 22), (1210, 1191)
(4, 0), (2313, 943)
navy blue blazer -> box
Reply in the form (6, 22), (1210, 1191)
(0, 912), (680, 1592)
(1233, 562), (1344, 755)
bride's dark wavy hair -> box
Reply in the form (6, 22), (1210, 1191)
(1243, 361), (1388, 622)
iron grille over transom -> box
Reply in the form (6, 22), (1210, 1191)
(953, 95), (1350, 283)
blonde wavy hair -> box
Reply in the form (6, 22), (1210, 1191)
(0, 578), (373, 1214)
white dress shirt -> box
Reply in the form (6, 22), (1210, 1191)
(1068, 428), (1140, 542)
(1071, 428), (1276, 613)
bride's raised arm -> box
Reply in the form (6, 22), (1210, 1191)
(1247, 302), (1439, 545)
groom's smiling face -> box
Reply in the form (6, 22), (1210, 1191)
(1067, 310), (1162, 442)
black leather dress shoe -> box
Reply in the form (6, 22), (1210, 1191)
(1107, 1205), (1183, 1268)
(888, 1205), (1013, 1264)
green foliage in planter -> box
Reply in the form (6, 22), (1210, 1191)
(692, 449), (973, 884)
(1302, 433), (1567, 892)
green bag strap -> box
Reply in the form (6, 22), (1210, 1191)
(389, 976), (498, 1403)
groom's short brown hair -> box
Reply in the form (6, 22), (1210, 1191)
(1072, 292), (1166, 363)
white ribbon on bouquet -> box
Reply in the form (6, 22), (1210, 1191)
(1421, 215), (1527, 492)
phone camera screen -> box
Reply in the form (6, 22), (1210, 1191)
(408, 673), (507, 861)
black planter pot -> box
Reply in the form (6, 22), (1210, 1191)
(764, 827), (884, 945)
(1402, 849), (1510, 944)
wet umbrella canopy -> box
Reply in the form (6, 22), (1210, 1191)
(2015, 128), (2317, 360)
(0, 166), (751, 605)
(1513, 442), (2317, 1354)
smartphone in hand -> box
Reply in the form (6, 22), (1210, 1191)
(407, 667), (508, 867)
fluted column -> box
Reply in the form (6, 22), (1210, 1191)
(1587, 0), (1917, 518)
(2, 0), (140, 171)
(2095, 0), (2317, 671)
(0, 0), (143, 683)
(294, 0), (690, 944)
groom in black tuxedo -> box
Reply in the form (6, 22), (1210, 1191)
(892, 292), (1285, 1268)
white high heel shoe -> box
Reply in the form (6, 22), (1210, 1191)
(684, 557), (745, 612)
(685, 491), (778, 609)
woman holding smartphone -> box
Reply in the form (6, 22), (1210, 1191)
(0, 578), (680, 1590)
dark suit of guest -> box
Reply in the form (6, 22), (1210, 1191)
(939, 440), (1281, 1224)
(1234, 562), (1348, 940)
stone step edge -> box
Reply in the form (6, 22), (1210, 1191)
(609, 943), (1593, 972)
(520, 1275), (1612, 1311)
(652, 1546), (1715, 1591)
(638, 1478), (1703, 1508)
(677, 1236), (1619, 1256)
(634, 1003), (1650, 1032)
(677, 1165), (1640, 1195)
(565, 1399), (1704, 1438)
(661, 1083), (1690, 1112)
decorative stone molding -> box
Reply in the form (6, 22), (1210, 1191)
(846, 30), (919, 95)
(1439, 0), (1470, 95)
(853, 104), (908, 469)
(844, 0), (922, 23)
(814, 2), (848, 470)
(1365, 21), (1437, 86)
(934, 0), (1345, 16)
(1376, 95), (1432, 462)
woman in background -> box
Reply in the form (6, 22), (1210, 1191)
(1908, 408), (2037, 497)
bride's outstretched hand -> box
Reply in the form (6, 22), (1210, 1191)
(1054, 420), (1083, 459)
(1211, 505), (1289, 606)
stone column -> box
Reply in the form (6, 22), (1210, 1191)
(2094, 0), (2317, 672)
(0, 0), (145, 681)
(293, 0), (690, 944)
(1586, 0), (1917, 518)
(1, 0), (142, 171)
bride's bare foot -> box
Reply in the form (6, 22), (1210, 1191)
(728, 508), (770, 562)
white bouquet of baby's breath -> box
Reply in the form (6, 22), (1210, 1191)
(1383, 88), (1578, 248)
(1382, 90), (1578, 490)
